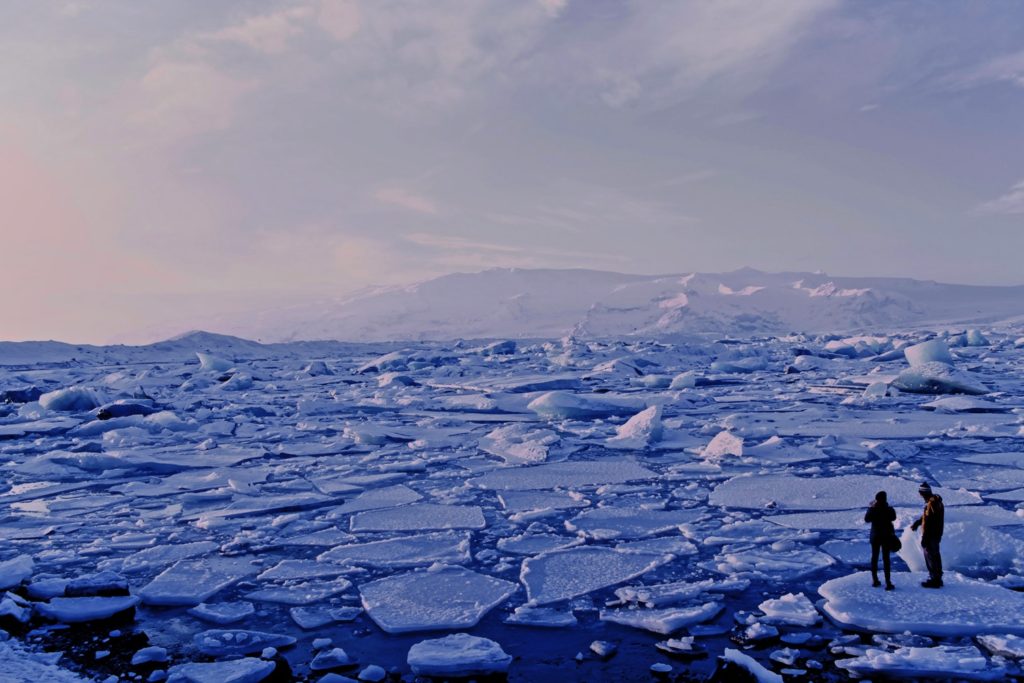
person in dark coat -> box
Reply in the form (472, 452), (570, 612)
(911, 481), (944, 588)
(865, 490), (896, 590)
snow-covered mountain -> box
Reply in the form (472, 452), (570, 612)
(212, 267), (1024, 343)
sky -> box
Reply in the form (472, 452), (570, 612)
(2, 0), (1024, 343)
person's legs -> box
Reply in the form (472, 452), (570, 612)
(922, 539), (943, 586)
(882, 547), (892, 586)
(870, 541), (881, 586)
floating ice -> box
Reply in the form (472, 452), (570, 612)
(407, 633), (512, 677)
(327, 484), (422, 515)
(893, 361), (987, 395)
(350, 503), (485, 532)
(710, 473), (980, 510)
(721, 649), (782, 683)
(978, 634), (1024, 659)
(473, 460), (655, 491)
(169, 657), (275, 683)
(527, 391), (643, 420)
(496, 533), (580, 555)
(195, 351), (234, 372)
(310, 647), (351, 670)
(758, 592), (820, 627)
(711, 357), (766, 373)
(319, 531), (470, 568)
(187, 601), (255, 625)
(606, 405), (663, 450)
(819, 571), (1024, 636)
(479, 424), (558, 465)
(138, 557), (258, 606)
(599, 602), (722, 634)
(836, 645), (1005, 681)
(565, 507), (701, 540)
(36, 596), (140, 623)
(193, 629), (296, 656)
(0, 554), (34, 590)
(257, 559), (350, 581)
(359, 566), (516, 634)
(521, 547), (671, 605)
(244, 578), (351, 605)
(710, 546), (834, 581)
(39, 387), (104, 412)
(898, 521), (1024, 575)
(903, 339), (954, 367)
(921, 396), (1006, 413)
(504, 604), (578, 627)
(702, 431), (743, 459)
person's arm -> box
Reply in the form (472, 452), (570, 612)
(887, 506), (896, 522)
(864, 505), (874, 523)
(911, 513), (923, 531)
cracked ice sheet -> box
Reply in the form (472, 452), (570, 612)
(565, 507), (703, 540)
(349, 503), (485, 532)
(709, 473), (980, 511)
(359, 565), (516, 634)
(820, 571), (1024, 636)
(138, 556), (259, 606)
(767, 505), (1024, 530)
(318, 531), (471, 567)
(472, 460), (655, 491)
(521, 546), (672, 606)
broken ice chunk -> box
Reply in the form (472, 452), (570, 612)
(521, 547), (672, 606)
(350, 503), (485, 532)
(359, 565), (516, 634)
(407, 633), (511, 677)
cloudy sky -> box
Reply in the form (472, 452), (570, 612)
(3, 0), (1024, 343)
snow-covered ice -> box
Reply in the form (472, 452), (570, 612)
(406, 633), (512, 676)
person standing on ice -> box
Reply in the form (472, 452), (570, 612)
(864, 490), (896, 590)
(910, 482), (944, 588)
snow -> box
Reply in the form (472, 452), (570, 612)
(359, 565), (516, 633)
(819, 571), (1024, 636)
(406, 633), (512, 676)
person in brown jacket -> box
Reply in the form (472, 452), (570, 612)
(910, 481), (944, 588)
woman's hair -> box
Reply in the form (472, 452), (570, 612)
(875, 490), (887, 503)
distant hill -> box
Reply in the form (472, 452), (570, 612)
(206, 267), (1024, 342)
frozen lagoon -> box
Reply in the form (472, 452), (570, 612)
(1, 331), (1024, 681)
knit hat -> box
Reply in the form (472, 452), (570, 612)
(919, 482), (933, 495)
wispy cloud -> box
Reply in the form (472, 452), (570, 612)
(374, 187), (439, 214)
(975, 178), (1024, 215)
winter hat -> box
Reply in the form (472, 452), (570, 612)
(919, 482), (933, 496)
(875, 490), (887, 503)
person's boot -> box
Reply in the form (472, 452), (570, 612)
(885, 582), (895, 591)
(872, 575), (881, 587)
(921, 579), (942, 588)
